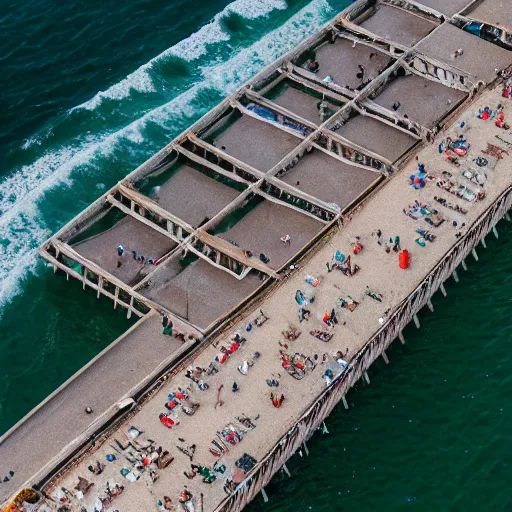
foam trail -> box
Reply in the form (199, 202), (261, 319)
(0, 0), (333, 309)
(73, 0), (287, 111)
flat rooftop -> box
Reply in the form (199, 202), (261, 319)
(153, 165), (241, 228)
(279, 149), (378, 208)
(466, 0), (512, 31)
(415, 23), (512, 83)
(358, 4), (438, 47)
(372, 73), (467, 128)
(218, 200), (324, 270)
(313, 37), (392, 89)
(414, 0), (472, 17)
(266, 83), (341, 125)
(73, 215), (177, 286)
(213, 114), (301, 171)
(333, 114), (418, 162)
(141, 258), (263, 330)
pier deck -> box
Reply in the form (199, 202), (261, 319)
(44, 88), (512, 512)
(311, 37), (392, 89)
(279, 149), (378, 207)
(372, 74), (467, 128)
(3, 0), (511, 508)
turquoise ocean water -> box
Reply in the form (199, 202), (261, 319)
(0, 0), (511, 509)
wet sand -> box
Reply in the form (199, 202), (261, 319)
(218, 200), (324, 269)
(334, 114), (418, 162)
(47, 87), (512, 512)
(466, 0), (512, 30)
(314, 38), (392, 89)
(73, 215), (177, 286)
(359, 4), (437, 47)
(415, 23), (512, 83)
(280, 149), (378, 207)
(155, 165), (241, 228)
(142, 259), (263, 330)
(268, 84), (340, 125)
(414, 0), (472, 17)
(213, 115), (301, 171)
(372, 74), (467, 128)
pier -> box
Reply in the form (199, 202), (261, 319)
(1, 0), (511, 510)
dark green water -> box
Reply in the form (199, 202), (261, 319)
(1, 0), (511, 509)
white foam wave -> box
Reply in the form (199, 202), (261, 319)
(73, 0), (287, 111)
(0, 0), (333, 309)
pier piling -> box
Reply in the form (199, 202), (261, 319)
(440, 283), (448, 297)
(413, 314), (420, 329)
(481, 236), (487, 249)
(452, 270), (459, 283)
(506, 213), (511, 222)
(261, 487), (269, 503)
(303, 441), (309, 456)
(382, 351), (389, 364)
(364, 371), (370, 385)
(282, 464), (292, 478)
(461, 260), (468, 271)
(342, 395), (349, 409)
(427, 299), (434, 312)
(472, 248), (479, 261)
(492, 226), (499, 239)
(399, 331), (405, 345)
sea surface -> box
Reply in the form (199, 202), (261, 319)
(0, 0), (511, 509)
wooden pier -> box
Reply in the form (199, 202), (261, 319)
(1, 0), (511, 510)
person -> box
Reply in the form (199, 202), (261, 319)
(281, 234), (291, 244)
(271, 392), (285, 408)
(179, 487), (193, 504)
(238, 360), (253, 375)
(356, 64), (364, 80)
(392, 101), (401, 111)
(163, 496), (173, 510)
(117, 245), (125, 268)
(232, 381), (240, 392)
(159, 413), (178, 428)
(306, 59), (319, 73)
(393, 236), (400, 252)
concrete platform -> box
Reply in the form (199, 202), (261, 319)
(359, 4), (438, 47)
(415, 23), (512, 83)
(142, 259), (263, 330)
(373, 73), (467, 128)
(267, 83), (341, 125)
(334, 114), (418, 162)
(0, 314), (187, 504)
(279, 149), (378, 208)
(213, 114), (301, 171)
(73, 216), (177, 286)
(218, 200), (324, 270)
(314, 37), (392, 89)
(154, 165), (241, 228)
(466, 0), (512, 31)
(414, 0), (472, 17)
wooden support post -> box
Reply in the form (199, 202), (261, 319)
(382, 350), (389, 364)
(261, 488), (269, 503)
(481, 236), (487, 249)
(492, 226), (498, 239)
(114, 287), (119, 309)
(282, 464), (292, 478)
(472, 248), (479, 261)
(399, 331), (405, 344)
(452, 270), (459, 283)
(461, 259), (468, 271)
(303, 441), (309, 456)
(364, 371), (370, 385)
(127, 296), (134, 319)
(505, 213), (511, 222)
(97, 276), (103, 299)
(427, 299), (434, 312)
(342, 395), (349, 409)
(322, 421), (329, 434)
(413, 314), (420, 329)
(440, 283), (447, 297)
